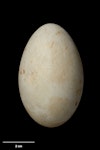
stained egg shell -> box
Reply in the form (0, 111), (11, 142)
(18, 23), (84, 128)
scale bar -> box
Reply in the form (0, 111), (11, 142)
(2, 141), (35, 143)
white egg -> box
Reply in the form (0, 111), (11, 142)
(18, 23), (84, 128)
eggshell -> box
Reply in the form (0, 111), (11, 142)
(18, 23), (84, 127)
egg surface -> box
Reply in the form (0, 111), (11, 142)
(18, 23), (84, 127)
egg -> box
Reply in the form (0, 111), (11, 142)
(18, 23), (84, 128)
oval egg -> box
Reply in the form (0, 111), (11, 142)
(18, 23), (84, 128)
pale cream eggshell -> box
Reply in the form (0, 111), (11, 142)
(18, 23), (84, 128)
